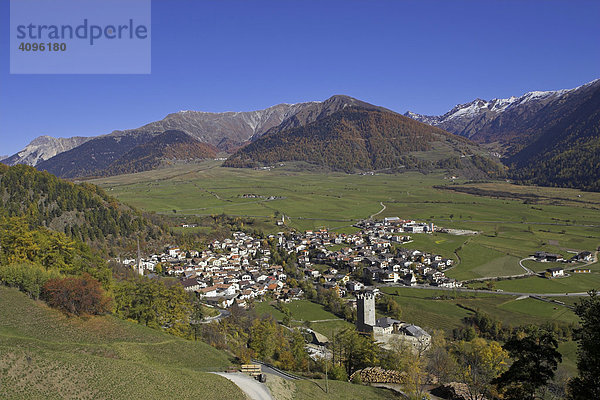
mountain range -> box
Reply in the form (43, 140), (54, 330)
(2, 79), (599, 190)
(405, 79), (600, 190)
(405, 79), (599, 150)
(101, 130), (217, 177)
(224, 107), (503, 177)
(6, 96), (362, 178)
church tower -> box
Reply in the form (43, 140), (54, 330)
(136, 238), (144, 276)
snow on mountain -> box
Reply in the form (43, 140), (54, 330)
(404, 79), (600, 142)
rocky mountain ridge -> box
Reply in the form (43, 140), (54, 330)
(2, 135), (91, 166)
(404, 79), (600, 148)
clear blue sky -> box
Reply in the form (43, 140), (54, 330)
(1, 0), (599, 155)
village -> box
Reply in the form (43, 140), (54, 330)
(122, 217), (459, 310)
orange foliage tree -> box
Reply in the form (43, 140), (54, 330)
(42, 273), (111, 316)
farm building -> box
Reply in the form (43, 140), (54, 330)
(546, 267), (565, 278)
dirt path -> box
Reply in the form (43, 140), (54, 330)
(519, 257), (536, 274)
(212, 372), (272, 400)
(370, 202), (386, 218)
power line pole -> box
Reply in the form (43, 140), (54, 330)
(323, 344), (329, 393)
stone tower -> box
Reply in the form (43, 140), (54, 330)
(356, 291), (376, 332)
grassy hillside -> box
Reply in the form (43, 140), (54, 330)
(253, 300), (354, 338)
(267, 375), (403, 400)
(0, 286), (244, 400)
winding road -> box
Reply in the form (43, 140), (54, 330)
(519, 257), (536, 275)
(200, 308), (230, 324)
(381, 283), (590, 297)
(370, 202), (386, 219)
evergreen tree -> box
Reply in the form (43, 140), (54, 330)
(568, 290), (600, 399)
(493, 327), (562, 400)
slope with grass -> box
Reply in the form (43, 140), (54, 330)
(266, 374), (403, 400)
(0, 286), (244, 399)
(253, 300), (353, 338)
(379, 287), (579, 329)
(490, 273), (600, 294)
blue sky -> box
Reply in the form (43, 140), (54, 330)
(1, 0), (599, 155)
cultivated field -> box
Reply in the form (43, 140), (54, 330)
(379, 287), (580, 373)
(379, 287), (579, 331)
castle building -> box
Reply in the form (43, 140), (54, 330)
(356, 290), (376, 332)
(355, 290), (432, 351)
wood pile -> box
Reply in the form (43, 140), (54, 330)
(349, 367), (405, 384)
(430, 382), (474, 400)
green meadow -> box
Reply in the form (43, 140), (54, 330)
(253, 299), (353, 339)
(88, 162), (599, 363)
(379, 286), (580, 373)
(379, 287), (579, 330)
(84, 163), (600, 384)
(491, 273), (600, 294)
(89, 162), (600, 287)
(0, 287), (403, 400)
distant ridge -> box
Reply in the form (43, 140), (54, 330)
(2, 135), (91, 166)
(101, 130), (217, 177)
(225, 106), (503, 177)
(33, 95), (388, 178)
(405, 79), (599, 148)
(5, 80), (599, 190)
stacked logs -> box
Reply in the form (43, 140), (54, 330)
(349, 367), (405, 384)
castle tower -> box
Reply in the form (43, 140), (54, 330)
(356, 291), (376, 332)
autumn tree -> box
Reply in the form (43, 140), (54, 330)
(289, 330), (309, 371)
(0, 262), (61, 299)
(190, 295), (205, 341)
(427, 330), (457, 385)
(249, 315), (285, 361)
(336, 328), (378, 376)
(376, 295), (402, 320)
(42, 273), (111, 316)
(400, 340), (430, 400)
(113, 277), (191, 336)
(454, 338), (509, 400)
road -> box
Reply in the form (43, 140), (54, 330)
(212, 372), (273, 400)
(252, 359), (301, 381)
(380, 283), (590, 297)
(519, 257), (536, 274)
(200, 308), (230, 324)
(370, 201), (386, 219)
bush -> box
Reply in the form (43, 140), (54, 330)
(0, 262), (61, 299)
(42, 274), (111, 316)
(330, 364), (349, 381)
